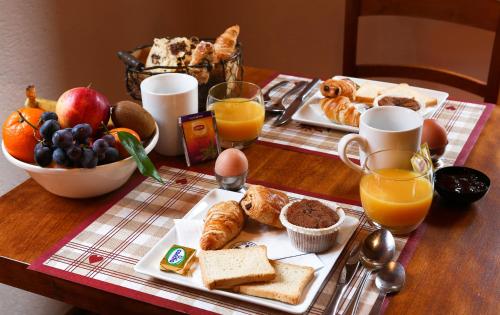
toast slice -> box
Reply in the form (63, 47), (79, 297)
(199, 246), (276, 289)
(379, 83), (438, 107)
(355, 83), (385, 104)
(355, 82), (438, 107)
(233, 261), (315, 305)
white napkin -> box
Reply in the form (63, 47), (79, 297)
(174, 219), (324, 271)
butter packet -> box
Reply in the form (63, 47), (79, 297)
(179, 111), (221, 167)
(160, 244), (196, 275)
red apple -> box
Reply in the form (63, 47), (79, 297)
(56, 87), (111, 134)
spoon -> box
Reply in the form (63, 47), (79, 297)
(368, 261), (405, 315)
(263, 80), (290, 114)
(345, 229), (396, 315)
(264, 81), (308, 114)
(263, 80), (290, 106)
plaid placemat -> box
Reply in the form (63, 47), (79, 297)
(30, 166), (422, 315)
(259, 74), (494, 166)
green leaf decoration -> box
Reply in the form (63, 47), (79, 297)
(117, 131), (164, 184)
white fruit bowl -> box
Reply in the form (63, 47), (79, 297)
(1, 126), (159, 198)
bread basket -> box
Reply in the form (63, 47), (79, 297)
(279, 201), (345, 253)
(118, 40), (243, 112)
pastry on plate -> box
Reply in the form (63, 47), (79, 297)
(320, 96), (360, 127)
(319, 78), (357, 100)
(240, 185), (289, 229)
(200, 200), (244, 250)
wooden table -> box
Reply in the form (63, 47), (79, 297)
(0, 67), (498, 315)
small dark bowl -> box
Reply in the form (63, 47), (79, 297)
(434, 166), (490, 204)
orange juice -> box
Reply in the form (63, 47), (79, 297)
(210, 98), (264, 142)
(360, 168), (433, 231)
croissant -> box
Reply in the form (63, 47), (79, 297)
(320, 79), (357, 100)
(200, 200), (244, 250)
(240, 185), (289, 229)
(320, 96), (360, 127)
(214, 25), (240, 62)
(189, 41), (215, 66)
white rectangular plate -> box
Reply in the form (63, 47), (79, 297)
(292, 75), (449, 133)
(135, 189), (359, 314)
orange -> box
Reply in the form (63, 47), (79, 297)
(2, 108), (44, 163)
(109, 127), (141, 158)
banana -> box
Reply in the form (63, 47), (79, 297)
(24, 85), (57, 112)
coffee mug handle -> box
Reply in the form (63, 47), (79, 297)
(338, 134), (368, 173)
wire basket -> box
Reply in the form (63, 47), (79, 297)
(119, 41), (243, 112)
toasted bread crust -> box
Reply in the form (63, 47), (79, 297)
(199, 246), (276, 290)
(233, 261), (314, 305)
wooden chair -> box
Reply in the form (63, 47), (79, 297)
(343, 0), (500, 103)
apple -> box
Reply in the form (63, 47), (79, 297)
(56, 87), (111, 134)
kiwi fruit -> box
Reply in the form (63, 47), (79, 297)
(111, 101), (156, 139)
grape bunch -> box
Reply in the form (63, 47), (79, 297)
(34, 112), (120, 168)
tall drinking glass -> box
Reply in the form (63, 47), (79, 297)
(207, 81), (265, 149)
(360, 149), (433, 235)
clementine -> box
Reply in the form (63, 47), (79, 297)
(2, 108), (44, 163)
(109, 127), (141, 158)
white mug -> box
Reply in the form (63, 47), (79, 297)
(141, 73), (198, 156)
(338, 106), (423, 172)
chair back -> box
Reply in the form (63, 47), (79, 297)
(343, 0), (500, 103)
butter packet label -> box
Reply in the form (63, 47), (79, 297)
(160, 244), (196, 275)
(179, 111), (221, 167)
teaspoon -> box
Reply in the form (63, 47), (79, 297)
(345, 229), (396, 315)
(368, 261), (405, 315)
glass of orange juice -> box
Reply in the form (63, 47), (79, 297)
(360, 149), (433, 235)
(207, 81), (265, 149)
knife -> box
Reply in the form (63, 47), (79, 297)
(323, 241), (361, 315)
(273, 78), (320, 126)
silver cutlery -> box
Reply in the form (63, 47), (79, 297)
(263, 80), (290, 112)
(273, 78), (320, 126)
(323, 241), (361, 315)
(368, 261), (405, 315)
(345, 229), (396, 315)
(265, 81), (308, 114)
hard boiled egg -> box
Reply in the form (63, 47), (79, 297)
(214, 148), (248, 177)
(421, 119), (448, 156)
